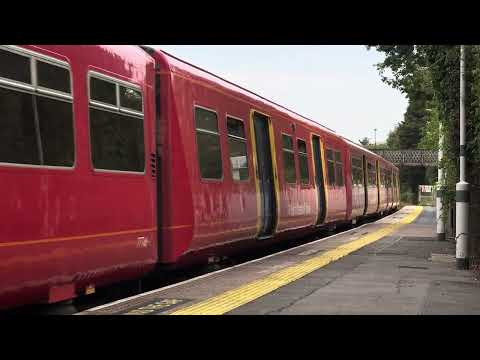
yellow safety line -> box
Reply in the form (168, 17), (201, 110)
(170, 206), (423, 315)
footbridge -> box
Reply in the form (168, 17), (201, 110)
(372, 149), (438, 167)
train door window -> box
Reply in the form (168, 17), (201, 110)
(227, 116), (248, 181)
(367, 162), (376, 186)
(89, 72), (145, 172)
(282, 134), (296, 184)
(326, 149), (335, 186)
(351, 156), (363, 186)
(195, 106), (222, 179)
(0, 46), (74, 168)
(297, 139), (309, 184)
(334, 151), (344, 187)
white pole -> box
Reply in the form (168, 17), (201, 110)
(456, 45), (470, 269)
(436, 122), (446, 241)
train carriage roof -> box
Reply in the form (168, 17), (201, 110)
(142, 45), (397, 170)
(143, 46), (338, 135)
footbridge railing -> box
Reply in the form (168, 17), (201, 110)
(372, 149), (438, 167)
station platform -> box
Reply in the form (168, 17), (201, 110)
(78, 206), (480, 315)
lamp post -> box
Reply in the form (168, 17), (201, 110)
(456, 44), (470, 269)
(437, 121), (446, 241)
(374, 128), (377, 149)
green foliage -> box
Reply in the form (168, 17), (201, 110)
(386, 125), (400, 149)
(368, 45), (436, 203)
(365, 142), (388, 150)
(418, 103), (440, 150)
(369, 45), (480, 221)
(359, 137), (370, 146)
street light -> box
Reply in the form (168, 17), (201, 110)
(374, 128), (377, 149)
(456, 45), (469, 270)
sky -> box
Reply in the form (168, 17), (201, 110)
(151, 45), (407, 144)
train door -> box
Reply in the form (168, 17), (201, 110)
(252, 111), (277, 239)
(376, 160), (381, 211)
(362, 155), (368, 215)
(312, 135), (327, 225)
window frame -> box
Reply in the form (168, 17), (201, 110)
(226, 114), (249, 182)
(194, 104), (223, 181)
(0, 45), (76, 171)
(281, 132), (297, 184)
(87, 70), (146, 175)
(297, 138), (310, 185)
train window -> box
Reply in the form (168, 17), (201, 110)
(88, 72), (145, 173)
(367, 162), (377, 185)
(282, 134), (296, 184)
(282, 134), (293, 150)
(195, 107), (222, 179)
(0, 48), (31, 84)
(37, 97), (74, 166)
(297, 139), (309, 184)
(0, 88), (40, 165)
(0, 51), (75, 168)
(90, 108), (145, 172)
(90, 77), (117, 106)
(227, 117), (248, 181)
(351, 157), (356, 185)
(119, 85), (143, 113)
(334, 151), (344, 187)
(37, 61), (71, 94)
(196, 107), (218, 133)
(227, 117), (246, 138)
(351, 156), (363, 186)
(297, 139), (307, 154)
(326, 149), (335, 186)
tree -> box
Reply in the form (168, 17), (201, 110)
(367, 45), (435, 201)
(386, 126), (400, 149)
(359, 137), (370, 146)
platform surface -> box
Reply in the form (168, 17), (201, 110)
(78, 206), (480, 315)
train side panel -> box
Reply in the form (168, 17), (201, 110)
(0, 45), (157, 309)
(273, 120), (317, 233)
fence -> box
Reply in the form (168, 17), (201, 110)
(418, 185), (435, 206)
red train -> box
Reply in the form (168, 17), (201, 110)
(0, 45), (400, 310)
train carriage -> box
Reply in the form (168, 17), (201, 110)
(0, 45), (400, 310)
